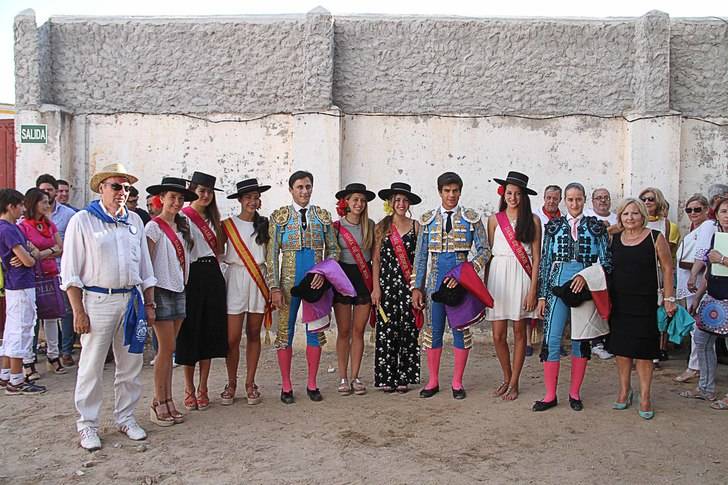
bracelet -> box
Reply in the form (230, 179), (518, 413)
(722, 256), (727, 266)
(144, 302), (157, 309)
(663, 296), (676, 303)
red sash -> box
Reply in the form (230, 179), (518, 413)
(334, 220), (375, 327)
(389, 224), (424, 329)
(222, 218), (273, 343)
(153, 216), (186, 273)
(182, 206), (218, 256)
(495, 211), (532, 278)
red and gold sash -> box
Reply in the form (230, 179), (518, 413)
(222, 218), (272, 342)
(153, 216), (186, 274)
(389, 224), (424, 329)
(496, 211), (532, 278)
(182, 206), (218, 256)
(334, 220), (375, 327)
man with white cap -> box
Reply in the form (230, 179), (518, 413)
(61, 163), (157, 451)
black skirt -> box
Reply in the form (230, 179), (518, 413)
(606, 292), (659, 360)
(334, 261), (372, 305)
(176, 257), (228, 365)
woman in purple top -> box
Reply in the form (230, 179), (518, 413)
(19, 188), (65, 376)
(0, 189), (46, 395)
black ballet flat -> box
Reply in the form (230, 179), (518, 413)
(280, 390), (295, 405)
(306, 388), (323, 402)
(532, 398), (558, 412)
(452, 388), (467, 400)
(569, 396), (584, 411)
(419, 386), (439, 398)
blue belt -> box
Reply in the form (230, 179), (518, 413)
(84, 286), (133, 295)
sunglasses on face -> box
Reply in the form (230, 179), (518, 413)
(685, 207), (704, 214)
(104, 182), (131, 192)
(640, 196), (655, 202)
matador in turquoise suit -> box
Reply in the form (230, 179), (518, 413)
(412, 172), (491, 400)
(267, 171), (339, 404)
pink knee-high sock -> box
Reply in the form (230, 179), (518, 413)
(452, 348), (469, 390)
(277, 348), (293, 392)
(306, 345), (322, 391)
(569, 357), (588, 400)
(543, 361), (560, 402)
(425, 347), (443, 390)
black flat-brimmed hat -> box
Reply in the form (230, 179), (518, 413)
(492, 171), (537, 196)
(146, 176), (198, 202)
(189, 171), (222, 191)
(335, 183), (376, 202)
(378, 182), (422, 205)
(226, 178), (272, 199)
(290, 273), (333, 302)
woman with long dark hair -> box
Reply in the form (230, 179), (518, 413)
(145, 177), (197, 426)
(19, 188), (65, 376)
(485, 172), (541, 401)
(220, 179), (271, 406)
(177, 172), (228, 411)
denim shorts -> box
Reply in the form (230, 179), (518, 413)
(154, 287), (186, 321)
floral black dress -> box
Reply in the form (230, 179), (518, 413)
(374, 224), (421, 388)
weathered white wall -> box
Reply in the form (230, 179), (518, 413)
(342, 115), (626, 219)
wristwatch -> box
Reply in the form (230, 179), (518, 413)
(663, 296), (676, 303)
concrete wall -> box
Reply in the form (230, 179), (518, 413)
(12, 8), (728, 234)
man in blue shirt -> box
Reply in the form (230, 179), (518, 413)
(36, 174), (78, 366)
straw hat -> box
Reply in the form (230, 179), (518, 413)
(89, 163), (139, 193)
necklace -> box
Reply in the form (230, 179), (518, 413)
(622, 229), (645, 244)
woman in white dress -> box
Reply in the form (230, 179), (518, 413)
(485, 172), (541, 401)
(674, 194), (709, 383)
(220, 179), (271, 406)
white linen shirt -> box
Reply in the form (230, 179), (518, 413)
(60, 206), (156, 291)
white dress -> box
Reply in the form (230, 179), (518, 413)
(485, 219), (538, 321)
(222, 217), (267, 314)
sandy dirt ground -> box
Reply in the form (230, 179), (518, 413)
(0, 329), (725, 485)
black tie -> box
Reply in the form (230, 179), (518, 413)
(445, 211), (453, 233)
(300, 208), (308, 230)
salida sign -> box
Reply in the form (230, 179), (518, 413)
(20, 124), (47, 144)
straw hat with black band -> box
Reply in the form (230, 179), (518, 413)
(226, 178), (272, 200)
(492, 171), (538, 196)
(146, 176), (199, 202)
(378, 182), (422, 205)
(89, 163), (139, 193)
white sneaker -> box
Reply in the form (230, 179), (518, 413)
(118, 420), (147, 441)
(79, 427), (102, 451)
(592, 345), (614, 360)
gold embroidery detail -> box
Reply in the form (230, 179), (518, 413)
(272, 206), (290, 225)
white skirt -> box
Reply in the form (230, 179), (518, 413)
(224, 263), (267, 315)
(485, 255), (538, 322)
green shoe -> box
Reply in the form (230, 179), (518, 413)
(613, 389), (633, 410)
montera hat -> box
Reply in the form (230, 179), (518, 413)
(146, 176), (198, 202)
(492, 171), (537, 196)
(335, 183), (376, 202)
(226, 178), (272, 200)
(89, 163), (139, 193)
(377, 182), (422, 205)
(189, 171), (222, 191)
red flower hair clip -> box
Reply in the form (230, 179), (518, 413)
(497, 185), (505, 196)
(336, 198), (348, 217)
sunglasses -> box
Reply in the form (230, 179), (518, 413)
(640, 196), (655, 202)
(685, 207), (704, 214)
(103, 182), (131, 192)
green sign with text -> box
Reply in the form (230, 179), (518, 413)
(20, 124), (47, 144)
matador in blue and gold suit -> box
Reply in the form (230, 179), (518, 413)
(534, 212), (611, 411)
(266, 203), (339, 402)
(412, 206), (490, 398)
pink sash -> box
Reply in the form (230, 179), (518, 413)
(495, 212), (532, 278)
(389, 224), (424, 330)
(182, 206), (218, 256)
(153, 216), (186, 274)
(334, 220), (375, 327)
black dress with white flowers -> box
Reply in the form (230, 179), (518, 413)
(374, 225), (420, 388)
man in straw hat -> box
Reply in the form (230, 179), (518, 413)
(60, 163), (157, 451)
